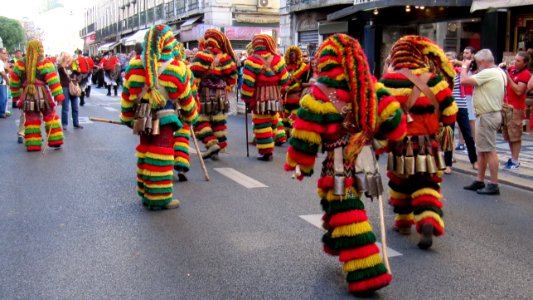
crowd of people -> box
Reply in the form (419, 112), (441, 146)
(3, 24), (533, 295)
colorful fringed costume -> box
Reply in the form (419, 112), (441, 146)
(241, 34), (289, 161)
(190, 29), (237, 160)
(285, 34), (406, 295)
(120, 25), (198, 209)
(282, 46), (311, 137)
(379, 35), (457, 249)
(9, 40), (65, 151)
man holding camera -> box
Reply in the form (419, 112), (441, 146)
(500, 51), (531, 170)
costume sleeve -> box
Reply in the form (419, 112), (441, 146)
(120, 58), (144, 125)
(9, 60), (24, 101)
(285, 86), (335, 179)
(374, 82), (407, 142)
(240, 57), (260, 105)
(40, 59), (64, 102)
(190, 50), (212, 85)
(428, 74), (457, 126)
(162, 60), (198, 125)
(273, 55), (289, 87)
(220, 54), (237, 86)
(288, 63), (310, 93)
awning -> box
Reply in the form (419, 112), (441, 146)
(328, 0), (472, 21)
(97, 41), (120, 52)
(471, 0), (532, 12)
(173, 29), (181, 36)
(124, 29), (149, 46)
(180, 15), (202, 31)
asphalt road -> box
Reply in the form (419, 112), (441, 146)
(0, 88), (532, 299)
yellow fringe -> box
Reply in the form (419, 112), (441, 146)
(300, 94), (337, 114)
(143, 182), (172, 189)
(395, 213), (414, 222)
(255, 127), (271, 134)
(144, 194), (173, 201)
(414, 210), (445, 229)
(380, 101), (401, 120)
(257, 142), (274, 150)
(145, 152), (174, 161)
(342, 254), (383, 273)
(141, 170), (174, 177)
(389, 189), (409, 199)
(291, 129), (321, 145)
(412, 188), (442, 199)
(442, 101), (458, 117)
(331, 222), (372, 238)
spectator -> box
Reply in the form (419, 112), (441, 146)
(499, 51), (531, 169)
(461, 49), (506, 195)
(446, 51), (478, 173)
(459, 46), (478, 150)
(58, 52), (83, 129)
(0, 48), (9, 118)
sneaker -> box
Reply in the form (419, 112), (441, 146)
(455, 144), (465, 151)
(476, 183), (500, 195)
(505, 161), (520, 170)
(164, 199), (180, 209)
(463, 180), (485, 191)
(201, 144), (221, 159)
(503, 158), (512, 168)
(17, 136), (23, 144)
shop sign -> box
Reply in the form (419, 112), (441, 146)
(85, 32), (96, 45)
(225, 26), (279, 40)
(234, 14), (279, 24)
(180, 24), (220, 42)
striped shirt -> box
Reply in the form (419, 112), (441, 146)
(452, 74), (467, 108)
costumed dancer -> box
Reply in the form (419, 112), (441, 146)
(241, 34), (289, 161)
(10, 40), (65, 151)
(173, 42), (196, 181)
(73, 49), (94, 106)
(281, 45), (311, 138)
(284, 34), (407, 294)
(99, 51), (121, 96)
(120, 24), (198, 209)
(190, 29), (237, 160)
(379, 35), (457, 249)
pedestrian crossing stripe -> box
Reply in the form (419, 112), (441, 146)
(214, 168), (268, 188)
(299, 214), (402, 258)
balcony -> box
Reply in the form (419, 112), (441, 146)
(288, 0), (353, 12)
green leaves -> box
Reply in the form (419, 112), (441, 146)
(0, 17), (24, 52)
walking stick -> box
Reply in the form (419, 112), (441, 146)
(89, 117), (123, 125)
(245, 103), (249, 157)
(190, 128), (210, 181)
(378, 193), (391, 274)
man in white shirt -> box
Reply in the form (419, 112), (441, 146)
(0, 48), (10, 118)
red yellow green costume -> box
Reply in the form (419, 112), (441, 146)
(10, 40), (64, 151)
(241, 34), (289, 161)
(120, 25), (198, 208)
(285, 33), (406, 294)
(282, 46), (311, 136)
(379, 35), (457, 249)
(190, 29), (237, 160)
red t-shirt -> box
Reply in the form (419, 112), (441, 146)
(507, 66), (531, 110)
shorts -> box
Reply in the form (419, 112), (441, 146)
(502, 108), (524, 143)
(465, 95), (476, 121)
(475, 111), (501, 152)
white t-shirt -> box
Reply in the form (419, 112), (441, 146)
(471, 67), (507, 115)
(0, 60), (5, 86)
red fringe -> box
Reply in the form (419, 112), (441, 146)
(339, 244), (379, 262)
(416, 217), (444, 236)
(287, 147), (315, 166)
(323, 245), (339, 256)
(390, 196), (411, 207)
(293, 119), (324, 133)
(348, 273), (392, 293)
(328, 210), (369, 227)
(412, 195), (443, 209)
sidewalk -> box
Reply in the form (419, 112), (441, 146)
(452, 131), (533, 191)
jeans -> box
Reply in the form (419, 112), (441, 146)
(0, 85), (7, 117)
(445, 107), (477, 166)
(61, 86), (80, 127)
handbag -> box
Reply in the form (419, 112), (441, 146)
(69, 80), (81, 97)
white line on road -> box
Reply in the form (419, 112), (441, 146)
(103, 107), (118, 112)
(299, 214), (402, 258)
(214, 168), (268, 188)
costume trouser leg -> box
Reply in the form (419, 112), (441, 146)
(273, 112), (287, 145)
(194, 114), (218, 150)
(24, 111), (43, 151)
(252, 113), (275, 155)
(210, 112), (228, 150)
(319, 152), (392, 293)
(173, 123), (191, 173)
(388, 172), (444, 237)
(136, 125), (175, 207)
(43, 108), (64, 147)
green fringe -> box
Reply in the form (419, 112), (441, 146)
(289, 138), (319, 155)
(413, 205), (443, 217)
(322, 232), (377, 251)
(297, 108), (324, 123)
(321, 197), (365, 214)
(144, 157), (174, 167)
(143, 186), (173, 194)
(346, 264), (388, 283)
(324, 113), (343, 123)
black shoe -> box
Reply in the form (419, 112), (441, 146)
(463, 181), (485, 191)
(106, 93), (111, 96)
(74, 125), (84, 129)
(476, 183), (500, 195)
(417, 223), (433, 250)
(177, 172), (188, 182)
(211, 153), (219, 161)
(257, 153), (273, 161)
(80, 101), (85, 106)
(17, 136), (23, 144)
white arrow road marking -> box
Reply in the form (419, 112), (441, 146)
(214, 168), (268, 188)
(299, 214), (402, 258)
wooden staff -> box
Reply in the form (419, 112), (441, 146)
(378, 193), (391, 274)
(190, 128), (210, 181)
(89, 117), (123, 125)
(245, 103), (250, 157)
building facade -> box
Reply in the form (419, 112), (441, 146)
(79, 0), (281, 55)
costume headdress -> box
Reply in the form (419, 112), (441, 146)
(316, 33), (377, 162)
(251, 34), (277, 54)
(204, 28), (235, 62)
(25, 40), (45, 96)
(284, 45), (302, 65)
(390, 35), (455, 87)
(141, 24), (179, 108)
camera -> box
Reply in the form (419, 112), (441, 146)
(470, 60), (478, 72)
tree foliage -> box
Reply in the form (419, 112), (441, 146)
(0, 17), (25, 52)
